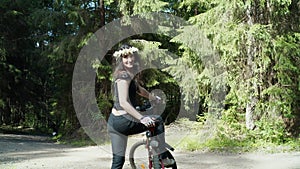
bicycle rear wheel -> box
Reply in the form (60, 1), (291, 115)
(129, 140), (149, 169)
(163, 150), (177, 169)
(129, 140), (177, 169)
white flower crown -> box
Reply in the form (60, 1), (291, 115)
(113, 47), (139, 58)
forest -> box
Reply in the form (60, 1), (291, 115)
(1, 0), (300, 147)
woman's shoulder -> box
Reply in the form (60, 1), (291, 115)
(115, 71), (131, 80)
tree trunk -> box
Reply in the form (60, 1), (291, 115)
(0, 108), (3, 125)
(98, 0), (105, 27)
(245, 2), (257, 130)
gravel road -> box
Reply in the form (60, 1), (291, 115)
(1, 133), (300, 169)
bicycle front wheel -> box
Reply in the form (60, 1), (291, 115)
(129, 140), (149, 169)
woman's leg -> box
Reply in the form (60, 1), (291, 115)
(109, 131), (128, 169)
(108, 114), (128, 169)
(127, 115), (167, 157)
(108, 113), (169, 168)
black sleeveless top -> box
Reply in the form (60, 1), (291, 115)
(113, 71), (139, 110)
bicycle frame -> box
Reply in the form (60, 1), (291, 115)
(145, 127), (165, 169)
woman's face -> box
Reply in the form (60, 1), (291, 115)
(122, 54), (135, 69)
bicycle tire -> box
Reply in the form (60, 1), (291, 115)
(164, 150), (177, 169)
(129, 140), (147, 169)
(129, 140), (177, 169)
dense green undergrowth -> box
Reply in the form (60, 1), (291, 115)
(0, 125), (97, 147)
(180, 132), (300, 153)
(176, 118), (300, 153)
(0, 125), (48, 136)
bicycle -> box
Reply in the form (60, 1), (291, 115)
(129, 124), (177, 169)
(129, 101), (177, 169)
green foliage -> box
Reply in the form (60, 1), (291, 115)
(177, 0), (300, 149)
(250, 117), (288, 144)
(132, 0), (168, 14)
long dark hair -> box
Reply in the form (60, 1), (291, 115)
(113, 44), (141, 80)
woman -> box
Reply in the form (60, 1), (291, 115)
(107, 44), (174, 169)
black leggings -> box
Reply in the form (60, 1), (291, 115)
(107, 113), (166, 169)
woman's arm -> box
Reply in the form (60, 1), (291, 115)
(117, 79), (144, 120)
(137, 85), (157, 101)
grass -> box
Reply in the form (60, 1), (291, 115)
(0, 125), (45, 135)
(0, 125), (105, 147)
(53, 127), (110, 147)
(179, 133), (300, 153)
(174, 118), (300, 153)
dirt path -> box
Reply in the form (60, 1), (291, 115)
(1, 133), (300, 169)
